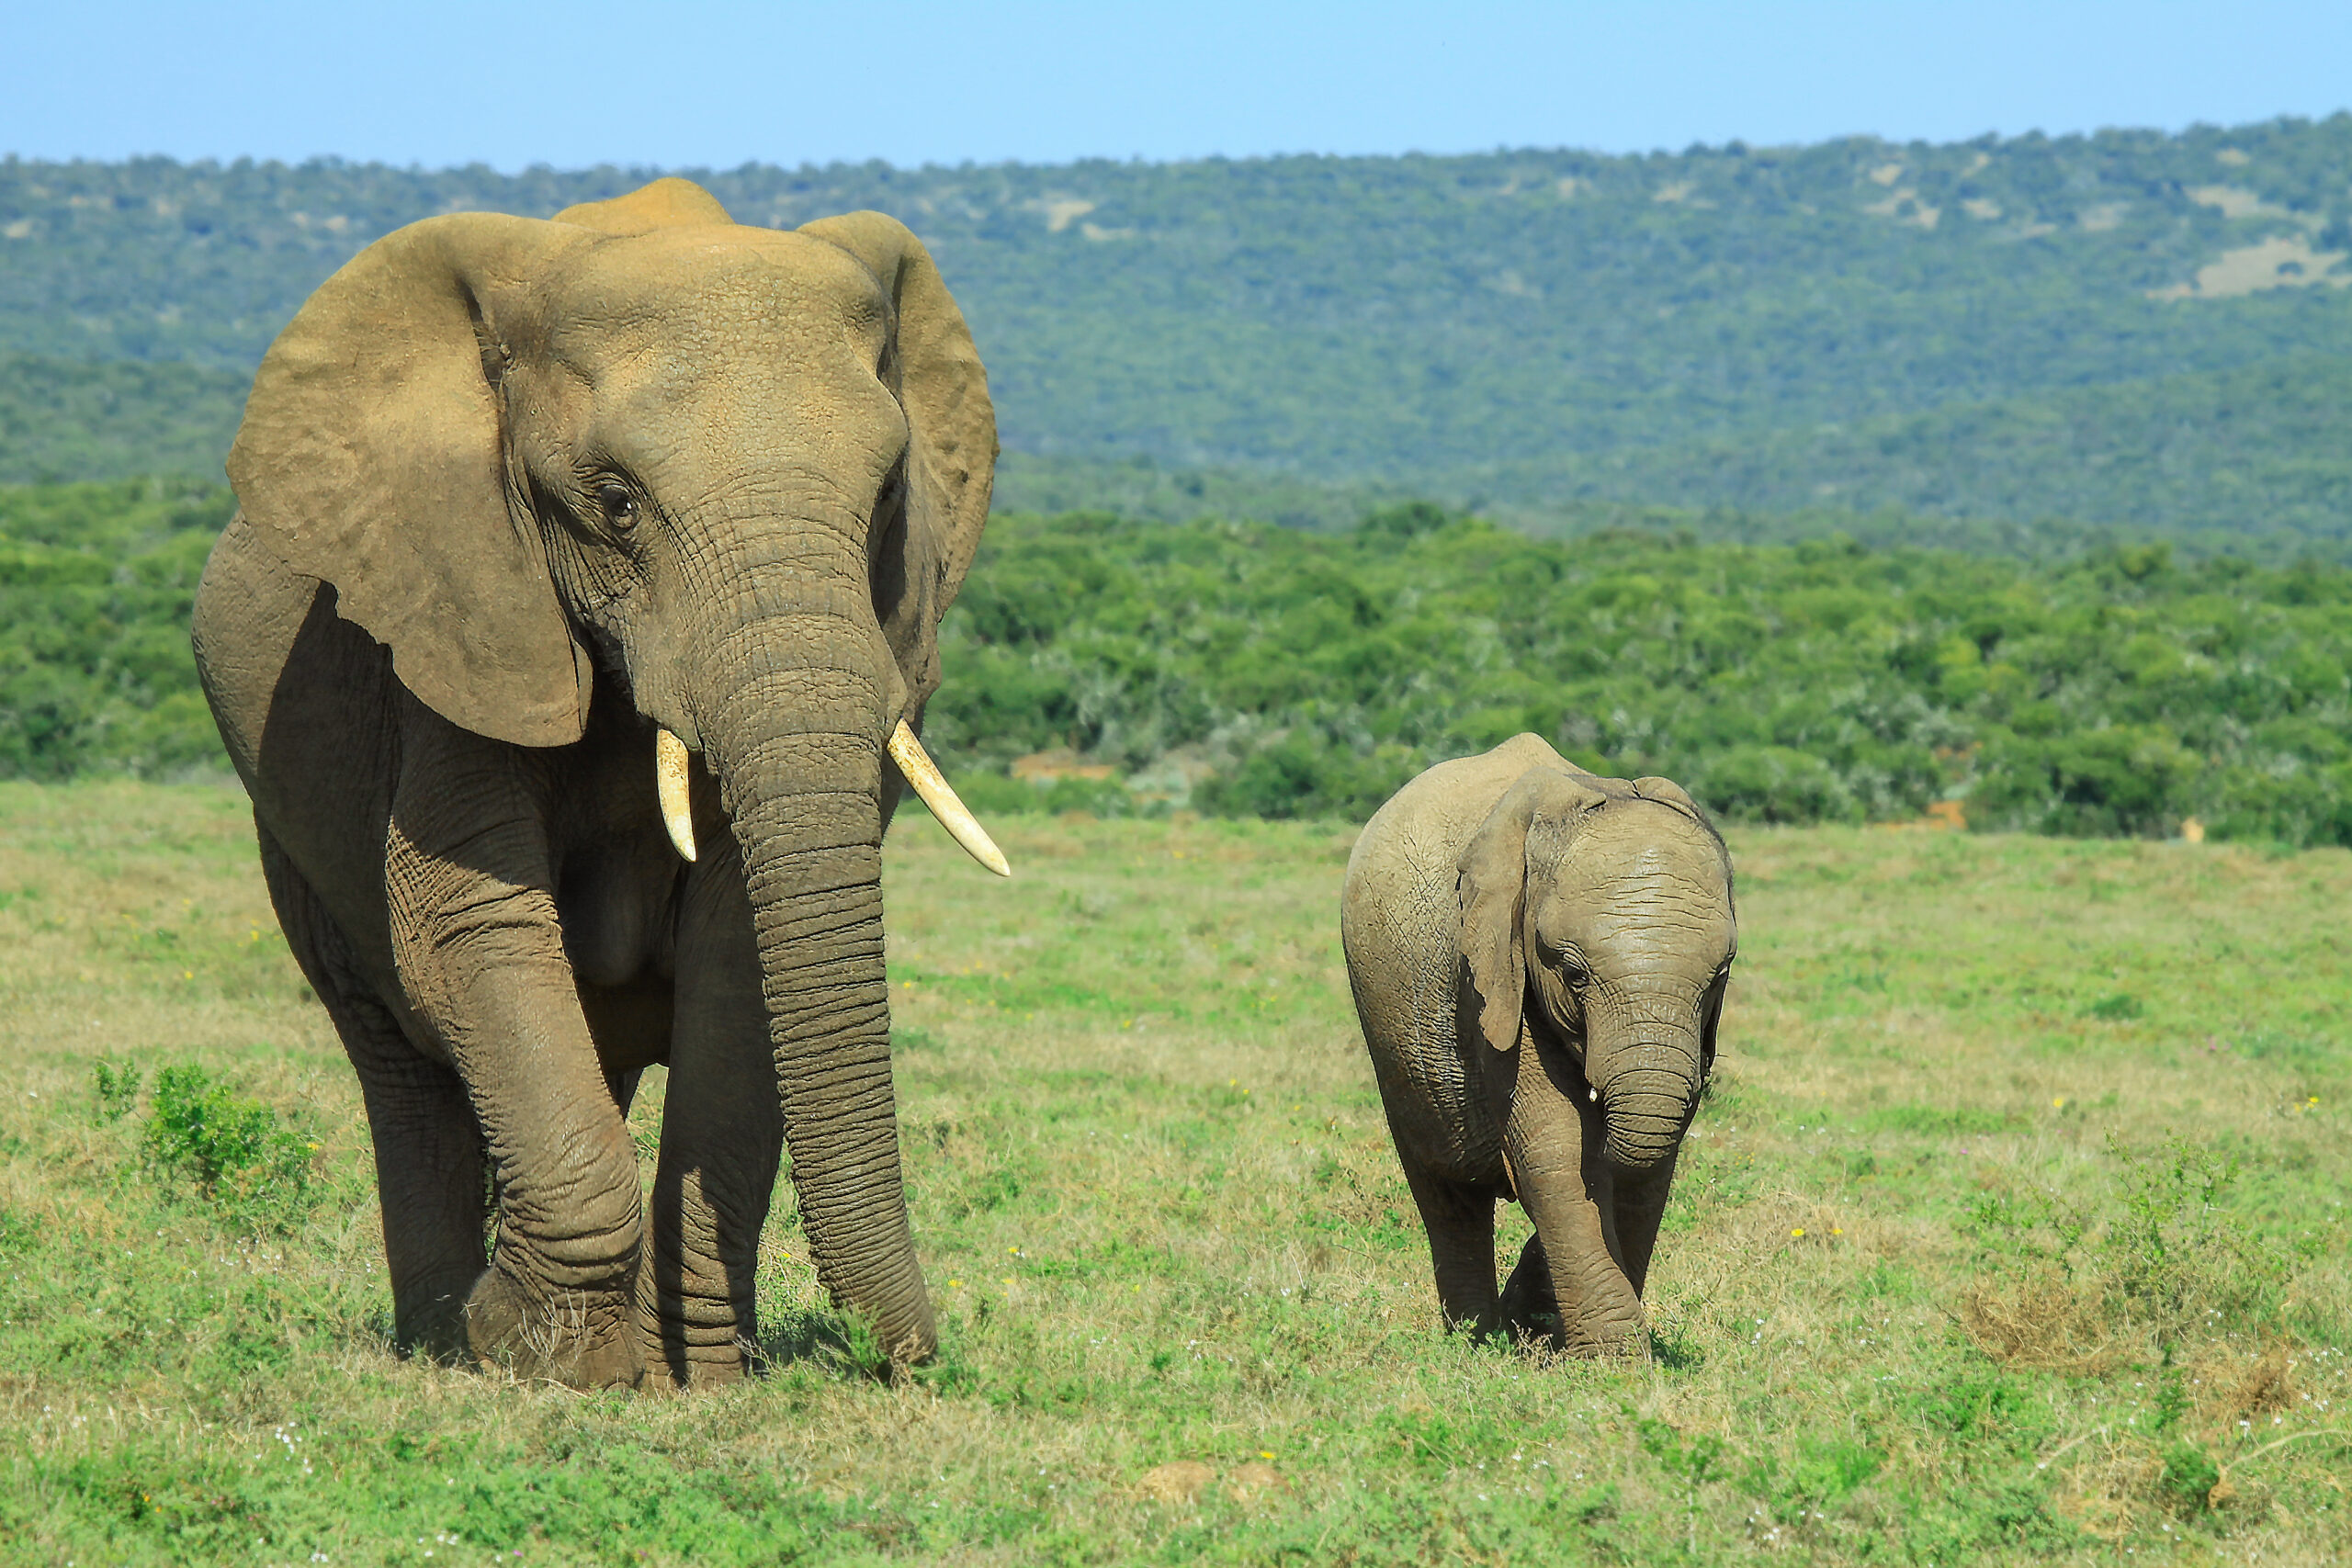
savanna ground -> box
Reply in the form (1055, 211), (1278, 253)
(0, 784), (2346, 1566)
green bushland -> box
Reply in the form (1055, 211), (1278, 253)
(995, 449), (2324, 564)
(999, 354), (2352, 561)
(12, 482), (2352, 847)
(0, 479), (233, 780)
(0, 784), (2345, 1563)
(926, 507), (2352, 844)
(6, 116), (2352, 547)
(1467, 353), (2352, 552)
(0, 353), (244, 485)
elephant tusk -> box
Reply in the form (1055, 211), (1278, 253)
(655, 728), (697, 863)
(888, 720), (1012, 877)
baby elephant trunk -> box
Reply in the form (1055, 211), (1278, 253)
(1592, 1043), (1702, 1174)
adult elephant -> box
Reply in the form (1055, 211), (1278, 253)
(192, 177), (1008, 1389)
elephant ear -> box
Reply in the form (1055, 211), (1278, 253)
(1700, 967), (1728, 1077)
(554, 176), (735, 234)
(1458, 767), (1612, 1052)
(227, 212), (597, 747)
(798, 211), (997, 703)
(1633, 775), (1706, 819)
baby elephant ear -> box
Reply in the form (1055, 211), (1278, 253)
(1633, 776), (1708, 818)
(227, 213), (595, 747)
(1458, 767), (1611, 1052)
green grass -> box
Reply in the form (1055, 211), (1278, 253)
(0, 784), (2346, 1563)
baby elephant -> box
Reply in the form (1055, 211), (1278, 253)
(1342, 734), (1736, 1356)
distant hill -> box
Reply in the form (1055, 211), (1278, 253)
(1450, 354), (2352, 553)
(0, 353), (243, 484)
(3, 118), (2349, 549)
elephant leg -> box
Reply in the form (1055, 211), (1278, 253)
(385, 723), (644, 1389)
(260, 825), (485, 1356)
(579, 978), (673, 1117)
(1502, 1043), (1647, 1358)
(1498, 1233), (1559, 1336)
(637, 832), (778, 1387)
(1399, 1160), (1499, 1335)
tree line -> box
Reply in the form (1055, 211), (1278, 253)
(14, 481), (2349, 847)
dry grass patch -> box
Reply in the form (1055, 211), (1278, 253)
(1957, 1267), (2122, 1375)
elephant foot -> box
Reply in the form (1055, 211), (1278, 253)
(1517, 1311), (1652, 1360)
(632, 1278), (757, 1390)
(644, 1353), (752, 1393)
(1499, 1235), (1650, 1359)
(390, 1273), (479, 1364)
(1561, 1322), (1654, 1360)
(633, 1329), (752, 1392)
(1498, 1236), (1558, 1330)
(463, 1269), (645, 1389)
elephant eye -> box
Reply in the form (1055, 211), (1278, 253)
(594, 481), (638, 527)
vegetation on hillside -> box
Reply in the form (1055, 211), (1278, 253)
(0, 353), (243, 484)
(10, 483), (2352, 845)
(6, 350), (2347, 558)
(5, 116), (2350, 546)
(995, 451), (2345, 564)
(928, 507), (2352, 844)
(0, 479), (229, 779)
(1456, 354), (2352, 550)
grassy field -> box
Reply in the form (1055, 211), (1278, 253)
(0, 784), (2346, 1565)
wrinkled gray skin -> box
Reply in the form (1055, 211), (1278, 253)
(190, 179), (996, 1388)
(1341, 734), (1736, 1355)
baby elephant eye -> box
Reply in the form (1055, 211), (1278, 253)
(594, 481), (638, 526)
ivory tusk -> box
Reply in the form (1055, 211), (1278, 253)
(888, 720), (1012, 877)
(655, 728), (697, 863)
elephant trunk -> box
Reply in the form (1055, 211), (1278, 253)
(1588, 1000), (1705, 1174)
(697, 604), (934, 1366)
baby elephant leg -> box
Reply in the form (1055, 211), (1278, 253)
(1498, 1233), (1560, 1341)
(1503, 1043), (1648, 1357)
(1400, 1161), (1500, 1336)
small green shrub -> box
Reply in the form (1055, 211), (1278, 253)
(1029, 774), (1142, 817)
(1862, 1104), (2020, 1137)
(141, 1065), (317, 1232)
(1742, 1436), (1885, 1517)
(1194, 735), (1414, 821)
(1972, 725), (2204, 840)
(910, 768), (1143, 818)
(756, 1303), (896, 1382)
(1906, 1365), (2036, 1438)
(1637, 1417), (1730, 1487)
(2105, 1134), (2267, 1328)
(89, 1059), (142, 1123)
(2159, 1440), (2222, 1515)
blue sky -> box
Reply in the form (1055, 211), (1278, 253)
(12, 1), (2349, 170)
